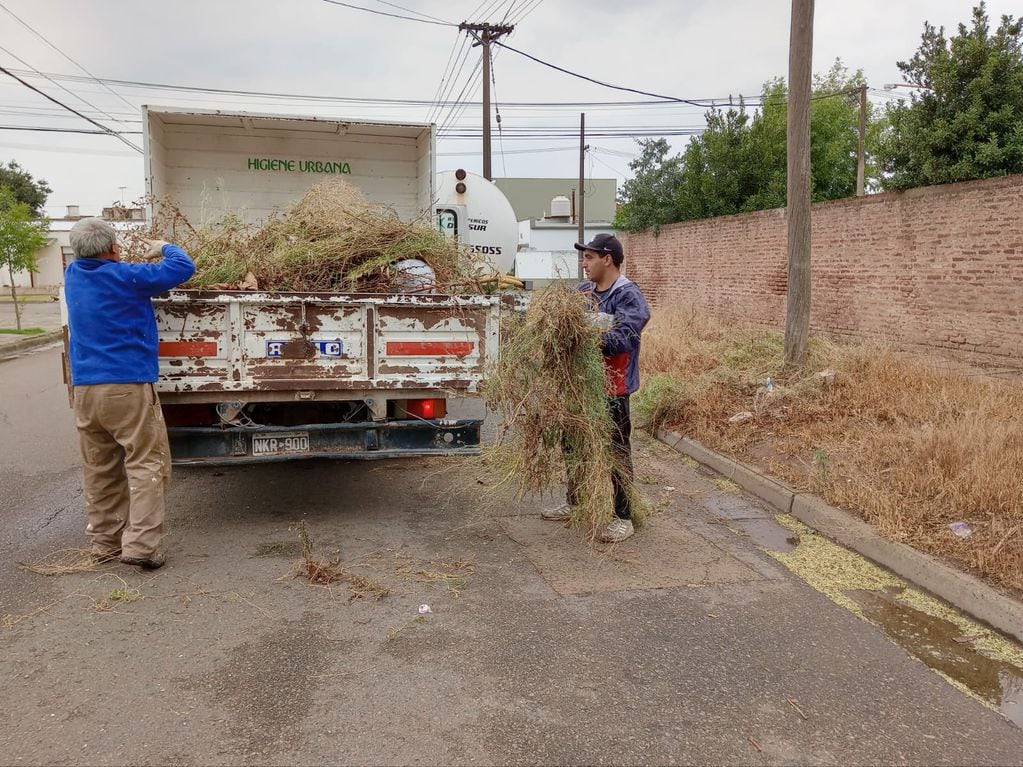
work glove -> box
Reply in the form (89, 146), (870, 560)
(144, 239), (171, 260)
(587, 312), (615, 331)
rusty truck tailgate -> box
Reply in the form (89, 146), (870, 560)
(154, 291), (500, 395)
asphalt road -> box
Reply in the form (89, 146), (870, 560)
(2, 346), (1022, 766)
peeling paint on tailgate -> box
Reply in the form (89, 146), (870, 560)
(154, 291), (502, 395)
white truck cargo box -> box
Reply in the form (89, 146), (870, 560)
(143, 106), (435, 224)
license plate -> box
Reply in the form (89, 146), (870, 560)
(251, 432), (310, 456)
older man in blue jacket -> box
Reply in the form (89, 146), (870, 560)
(65, 218), (195, 569)
(543, 233), (651, 543)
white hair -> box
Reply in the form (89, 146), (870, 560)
(69, 217), (117, 259)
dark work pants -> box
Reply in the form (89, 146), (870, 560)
(567, 395), (634, 519)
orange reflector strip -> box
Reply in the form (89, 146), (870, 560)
(386, 341), (474, 356)
(159, 341), (218, 357)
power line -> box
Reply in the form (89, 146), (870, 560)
(492, 39), (860, 106)
(428, 37), (474, 124)
(0, 67), (868, 111)
(0, 43), (126, 126)
(0, 1), (138, 115)
(438, 52), (484, 135)
(491, 39), (707, 105)
(508, 0), (544, 23)
(0, 65), (142, 151)
(320, 0), (455, 25)
(368, 0), (450, 23)
(472, 0), (507, 21)
(438, 144), (577, 156)
(498, 0), (518, 23)
(424, 34), (464, 123)
(0, 124), (142, 134)
(489, 45), (507, 176)
(0, 138), (139, 156)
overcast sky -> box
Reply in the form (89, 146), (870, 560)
(0, 0), (1013, 217)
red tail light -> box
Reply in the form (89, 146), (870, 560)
(404, 399), (446, 419)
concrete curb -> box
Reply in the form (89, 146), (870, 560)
(655, 428), (1023, 645)
(0, 329), (62, 359)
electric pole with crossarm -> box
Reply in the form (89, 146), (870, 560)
(459, 22), (514, 181)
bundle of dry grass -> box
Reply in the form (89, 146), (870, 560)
(637, 305), (1023, 592)
(484, 283), (622, 538)
(121, 181), (488, 293)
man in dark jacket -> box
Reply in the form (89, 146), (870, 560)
(542, 233), (651, 542)
(65, 218), (195, 569)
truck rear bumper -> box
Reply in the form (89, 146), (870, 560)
(168, 419), (481, 466)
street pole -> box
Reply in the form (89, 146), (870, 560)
(783, 0), (814, 368)
(578, 112), (586, 249)
(856, 83), (866, 196)
(459, 22), (513, 181)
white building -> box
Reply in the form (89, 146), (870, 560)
(2, 205), (144, 290)
(492, 178), (619, 282)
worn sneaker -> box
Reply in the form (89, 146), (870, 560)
(119, 552), (166, 570)
(541, 503), (573, 521)
(600, 518), (634, 543)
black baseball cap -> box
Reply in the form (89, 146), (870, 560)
(574, 233), (623, 263)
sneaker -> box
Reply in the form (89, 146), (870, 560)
(600, 518), (634, 543)
(541, 503), (573, 521)
(119, 552), (166, 570)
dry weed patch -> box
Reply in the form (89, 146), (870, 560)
(289, 522), (390, 601)
(639, 306), (1023, 592)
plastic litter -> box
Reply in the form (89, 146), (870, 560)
(948, 521), (973, 538)
(815, 369), (837, 386)
(418, 604), (432, 614)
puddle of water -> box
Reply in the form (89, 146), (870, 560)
(850, 588), (1023, 727)
(765, 515), (1023, 729)
(732, 517), (798, 553)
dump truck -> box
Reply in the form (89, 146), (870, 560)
(62, 106), (519, 465)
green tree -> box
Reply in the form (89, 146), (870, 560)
(877, 3), (1023, 190)
(0, 187), (50, 330)
(615, 60), (876, 231)
(0, 161), (51, 217)
(613, 138), (683, 231)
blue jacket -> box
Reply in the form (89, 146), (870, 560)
(576, 276), (651, 396)
(65, 244), (196, 386)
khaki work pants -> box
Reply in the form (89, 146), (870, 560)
(73, 383), (171, 558)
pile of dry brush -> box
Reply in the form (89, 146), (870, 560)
(120, 181), (490, 293)
(484, 284), (642, 539)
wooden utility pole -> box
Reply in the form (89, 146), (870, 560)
(783, 0), (814, 368)
(459, 22), (514, 181)
(856, 83), (866, 196)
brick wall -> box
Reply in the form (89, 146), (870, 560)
(624, 174), (1023, 371)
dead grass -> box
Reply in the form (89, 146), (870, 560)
(120, 181), (493, 293)
(394, 552), (475, 596)
(289, 521), (390, 601)
(18, 548), (112, 576)
(639, 306), (1023, 593)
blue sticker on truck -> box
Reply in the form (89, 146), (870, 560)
(266, 340), (344, 358)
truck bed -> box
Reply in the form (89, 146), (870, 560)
(155, 290), (500, 399)
(147, 290), (503, 464)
